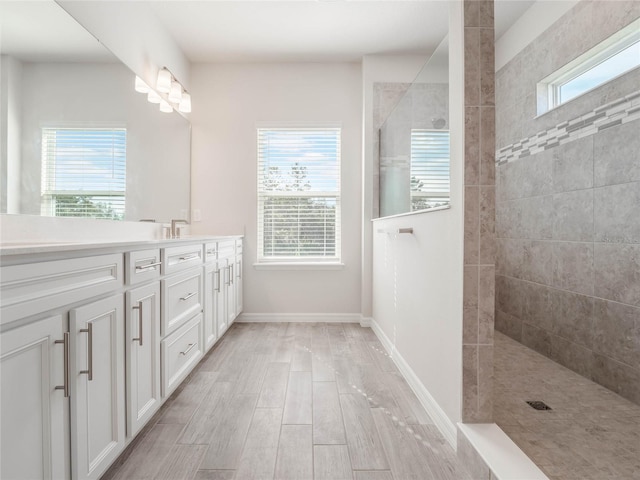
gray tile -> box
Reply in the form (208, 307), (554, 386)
(462, 345), (478, 422)
(477, 345), (494, 422)
(339, 393), (389, 470)
(550, 335), (594, 378)
(234, 408), (282, 480)
(457, 429), (490, 480)
(178, 382), (235, 445)
(552, 189), (594, 242)
(591, 353), (640, 405)
(594, 182), (640, 243)
(353, 472), (394, 480)
(499, 151), (553, 200)
(282, 371), (312, 425)
(495, 274), (524, 318)
(480, 29), (495, 107)
(274, 425), (313, 480)
(495, 309), (522, 342)
(478, 266), (495, 344)
(594, 243), (640, 307)
(522, 282), (554, 332)
(593, 299), (640, 370)
(312, 382), (346, 445)
(464, 186), (480, 264)
(194, 471), (235, 480)
(552, 136), (594, 193)
(522, 240), (553, 285)
(521, 323), (552, 357)
(313, 445), (352, 480)
(464, 28), (480, 107)
(257, 362), (289, 408)
(550, 289), (594, 349)
(480, 107), (496, 184)
(465, 107), (481, 185)
(594, 119), (640, 187)
(155, 445), (208, 480)
(479, 186), (496, 265)
(552, 241), (594, 296)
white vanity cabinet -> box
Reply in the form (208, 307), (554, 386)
(69, 295), (125, 480)
(0, 314), (69, 480)
(235, 239), (244, 316)
(0, 235), (243, 480)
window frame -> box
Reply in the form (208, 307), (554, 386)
(537, 18), (640, 115)
(40, 126), (127, 220)
(256, 125), (342, 266)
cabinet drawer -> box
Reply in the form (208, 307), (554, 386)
(235, 239), (243, 254)
(162, 244), (203, 275)
(204, 242), (217, 263)
(161, 313), (203, 397)
(161, 268), (202, 336)
(0, 253), (123, 326)
(125, 249), (161, 285)
(218, 240), (235, 259)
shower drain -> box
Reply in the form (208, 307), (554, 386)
(526, 400), (552, 411)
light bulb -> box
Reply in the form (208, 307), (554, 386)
(159, 99), (173, 113)
(168, 81), (182, 103)
(178, 92), (191, 113)
(156, 68), (172, 93)
(134, 76), (150, 93)
(147, 90), (161, 104)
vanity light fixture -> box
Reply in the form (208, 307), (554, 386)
(168, 80), (183, 103)
(134, 68), (191, 114)
(178, 92), (191, 113)
(156, 68), (172, 93)
(134, 76), (150, 93)
(159, 99), (173, 113)
(147, 90), (162, 104)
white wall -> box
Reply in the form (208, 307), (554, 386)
(361, 55), (427, 319)
(190, 63), (362, 316)
(57, 1), (191, 91)
(0, 55), (23, 214)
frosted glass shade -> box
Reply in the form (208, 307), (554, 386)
(157, 68), (172, 93)
(159, 99), (173, 113)
(147, 90), (162, 104)
(168, 81), (183, 103)
(134, 76), (150, 93)
(178, 92), (191, 113)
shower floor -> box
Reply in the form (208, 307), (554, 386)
(494, 332), (640, 480)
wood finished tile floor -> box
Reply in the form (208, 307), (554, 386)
(494, 332), (640, 480)
(102, 322), (472, 480)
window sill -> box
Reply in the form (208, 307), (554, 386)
(253, 262), (345, 271)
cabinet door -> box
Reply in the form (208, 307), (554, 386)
(70, 295), (125, 480)
(226, 261), (237, 325)
(203, 263), (218, 351)
(216, 260), (228, 337)
(126, 282), (161, 437)
(235, 256), (243, 316)
(1, 315), (69, 480)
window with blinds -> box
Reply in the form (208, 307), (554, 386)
(410, 129), (450, 211)
(257, 127), (341, 262)
(41, 127), (126, 220)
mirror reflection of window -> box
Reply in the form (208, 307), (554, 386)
(41, 127), (126, 220)
(410, 129), (450, 211)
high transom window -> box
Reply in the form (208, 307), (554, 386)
(257, 127), (341, 262)
(41, 127), (126, 220)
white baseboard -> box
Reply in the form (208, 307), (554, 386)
(370, 317), (458, 448)
(359, 316), (372, 327)
(236, 313), (362, 323)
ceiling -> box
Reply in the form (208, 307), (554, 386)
(0, 0), (536, 64)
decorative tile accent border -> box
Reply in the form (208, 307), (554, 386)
(496, 90), (640, 165)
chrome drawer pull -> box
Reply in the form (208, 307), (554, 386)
(206, 249), (216, 255)
(215, 269), (221, 293)
(135, 261), (161, 272)
(132, 301), (144, 346)
(178, 254), (199, 262)
(237, 260), (242, 279)
(79, 323), (93, 381)
(180, 292), (197, 301)
(180, 343), (197, 356)
(54, 332), (70, 397)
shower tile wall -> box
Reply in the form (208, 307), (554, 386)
(462, 0), (495, 423)
(495, 0), (640, 405)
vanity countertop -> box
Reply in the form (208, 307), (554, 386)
(0, 235), (243, 259)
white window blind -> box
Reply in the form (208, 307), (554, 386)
(410, 129), (450, 211)
(257, 127), (341, 262)
(41, 127), (126, 220)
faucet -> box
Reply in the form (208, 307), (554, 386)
(170, 219), (189, 238)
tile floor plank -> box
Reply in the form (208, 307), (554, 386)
(313, 445), (352, 480)
(178, 382), (234, 445)
(193, 471), (235, 480)
(155, 444), (208, 480)
(339, 393), (389, 470)
(312, 382), (346, 445)
(234, 408), (282, 480)
(274, 425), (313, 480)
(158, 372), (219, 425)
(282, 371), (312, 424)
(290, 347), (312, 372)
(257, 362), (290, 408)
(353, 472), (394, 480)
(199, 394), (258, 469)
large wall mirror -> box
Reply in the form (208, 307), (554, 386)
(377, 36), (449, 218)
(0, 1), (190, 223)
